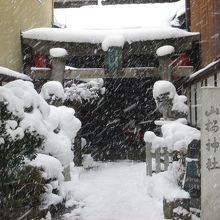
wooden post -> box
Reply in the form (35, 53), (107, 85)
(155, 148), (161, 173)
(146, 142), (152, 176)
(74, 130), (82, 167)
(50, 48), (67, 84)
(164, 147), (170, 171)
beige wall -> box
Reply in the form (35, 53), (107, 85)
(0, 0), (53, 72)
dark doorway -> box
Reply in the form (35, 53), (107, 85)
(76, 77), (161, 161)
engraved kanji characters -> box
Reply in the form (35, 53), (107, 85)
(206, 137), (219, 152)
(206, 157), (220, 171)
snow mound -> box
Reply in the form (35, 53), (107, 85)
(27, 153), (64, 182)
(40, 81), (65, 102)
(102, 35), (125, 51)
(49, 48), (68, 58)
(82, 154), (98, 169)
(156, 45), (175, 57)
(147, 170), (190, 200)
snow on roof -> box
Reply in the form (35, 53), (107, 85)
(54, 1), (185, 30)
(22, 0), (198, 50)
(189, 59), (220, 80)
(0, 66), (32, 81)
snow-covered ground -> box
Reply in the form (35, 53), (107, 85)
(59, 161), (199, 220)
(63, 161), (163, 220)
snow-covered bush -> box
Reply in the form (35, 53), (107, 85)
(153, 80), (189, 120)
(40, 81), (65, 106)
(64, 79), (105, 104)
(27, 154), (65, 208)
(0, 80), (46, 184)
(40, 81), (81, 167)
(0, 79), (81, 216)
(144, 121), (200, 153)
(42, 105), (81, 167)
(0, 81), (47, 218)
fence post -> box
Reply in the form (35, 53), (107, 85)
(74, 130), (82, 167)
(155, 148), (161, 173)
(146, 142), (152, 176)
(164, 147), (169, 171)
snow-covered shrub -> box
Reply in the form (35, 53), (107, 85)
(0, 81), (47, 219)
(40, 81), (81, 167)
(144, 121), (200, 153)
(153, 80), (189, 120)
(63, 79), (105, 164)
(27, 154), (64, 208)
(64, 79), (105, 104)
(0, 81), (46, 185)
(0, 165), (47, 220)
(40, 81), (65, 106)
(42, 105), (81, 167)
(0, 79), (81, 216)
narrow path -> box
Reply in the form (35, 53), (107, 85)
(63, 161), (164, 220)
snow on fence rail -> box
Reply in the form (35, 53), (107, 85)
(145, 121), (201, 176)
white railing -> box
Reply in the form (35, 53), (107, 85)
(146, 142), (172, 176)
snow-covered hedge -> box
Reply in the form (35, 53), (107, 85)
(0, 79), (81, 213)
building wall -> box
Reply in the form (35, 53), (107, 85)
(190, 0), (220, 67)
(0, 0), (53, 72)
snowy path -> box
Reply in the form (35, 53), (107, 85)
(63, 161), (164, 220)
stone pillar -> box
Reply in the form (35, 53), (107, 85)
(49, 48), (67, 84)
(201, 87), (220, 220)
(156, 45), (175, 81)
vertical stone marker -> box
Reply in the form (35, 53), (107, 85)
(201, 87), (220, 220)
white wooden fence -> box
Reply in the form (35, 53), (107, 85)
(146, 142), (172, 176)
